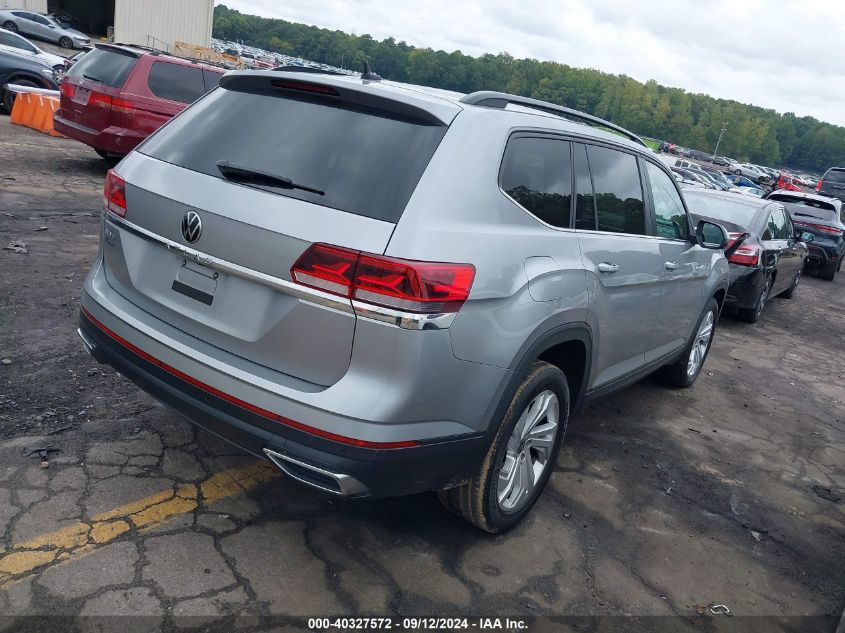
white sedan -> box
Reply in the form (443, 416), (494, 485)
(0, 27), (65, 70)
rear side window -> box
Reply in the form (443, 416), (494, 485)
(139, 87), (447, 223)
(66, 48), (137, 88)
(823, 169), (845, 184)
(147, 61), (206, 104)
(587, 145), (646, 235)
(500, 137), (572, 228)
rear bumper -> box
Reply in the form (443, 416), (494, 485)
(54, 112), (146, 155)
(724, 265), (764, 309)
(805, 243), (842, 268)
(78, 308), (487, 498)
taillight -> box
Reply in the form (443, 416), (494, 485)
(815, 180), (823, 192)
(60, 81), (75, 99)
(290, 243), (357, 295)
(104, 169), (127, 217)
(291, 244), (476, 314)
(88, 91), (113, 108)
(353, 254), (475, 313)
(726, 233), (760, 267)
(793, 221), (843, 237)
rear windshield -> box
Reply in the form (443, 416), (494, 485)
(139, 87), (448, 223)
(683, 191), (760, 227)
(769, 196), (837, 222)
(66, 48), (137, 88)
(824, 168), (845, 184)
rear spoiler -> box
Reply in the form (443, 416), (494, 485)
(218, 71), (459, 126)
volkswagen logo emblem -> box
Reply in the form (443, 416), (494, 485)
(181, 211), (202, 244)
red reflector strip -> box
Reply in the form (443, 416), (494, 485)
(270, 79), (338, 95)
(80, 307), (418, 449)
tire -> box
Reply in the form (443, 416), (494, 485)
(818, 262), (836, 281)
(662, 298), (719, 387)
(3, 21), (18, 33)
(1, 79), (37, 115)
(59, 36), (73, 49)
(438, 361), (569, 533)
(734, 169), (742, 175)
(737, 277), (771, 323)
(94, 148), (119, 161)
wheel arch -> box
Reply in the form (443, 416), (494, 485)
(479, 322), (593, 449)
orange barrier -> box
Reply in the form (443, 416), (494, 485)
(10, 92), (63, 137)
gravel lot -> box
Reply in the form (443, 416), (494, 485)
(0, 118), (843, 632)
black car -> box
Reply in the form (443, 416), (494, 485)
(0, 48), (59, 113)
(816, 167), (845, 203)
(684, 189), (810, 323)
(766, 191), (844, 280)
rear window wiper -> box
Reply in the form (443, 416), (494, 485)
(82, 73), (104, 83)
(215, 161), (325, 196)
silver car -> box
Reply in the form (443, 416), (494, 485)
(0, 10), (89, 49)
(77, 72), (731, 532)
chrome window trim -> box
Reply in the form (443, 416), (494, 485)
(107, 213), (455, 330)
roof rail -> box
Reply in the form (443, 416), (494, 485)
(460, 91), (647, 147)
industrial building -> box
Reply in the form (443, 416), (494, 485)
(1, 0), (214, 51)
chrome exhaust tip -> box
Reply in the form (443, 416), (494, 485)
(263, 448), (370, 497)
(77, 327), (98, 358)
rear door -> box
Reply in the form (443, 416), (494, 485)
(766, 207), (799, 292)
(104, 78), (453, 386)
(574, 143), (663, 389)
(642, 159), (712, 361)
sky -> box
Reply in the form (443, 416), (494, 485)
(221, 0), (845, 127)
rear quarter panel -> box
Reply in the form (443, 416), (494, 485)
(384, 109), (590, 370)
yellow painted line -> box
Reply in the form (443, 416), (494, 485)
(0, 461), (278, 585)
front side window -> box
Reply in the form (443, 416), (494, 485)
(587, 145), (646, 235)
(500, 136), (572, 229)
(645, 161), (688, 240)
(147, 61), (206, 104)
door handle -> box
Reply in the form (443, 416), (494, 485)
(664, 261), (679, 270)
(597, 262), (620, 273)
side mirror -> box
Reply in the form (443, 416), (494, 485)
(798, 231), (814, 243)
(696, 219), (729, 249)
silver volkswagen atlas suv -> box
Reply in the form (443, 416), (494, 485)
(77, 70), (731, 532)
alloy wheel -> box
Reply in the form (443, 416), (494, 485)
(687, 310), (714, 378)
(497, 390), (559, 513)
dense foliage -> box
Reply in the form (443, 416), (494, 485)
(213, 5), (845, 173)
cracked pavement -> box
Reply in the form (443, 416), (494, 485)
(1, 118), (843, 631)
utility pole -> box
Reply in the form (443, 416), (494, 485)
(713, 122), (728, 158)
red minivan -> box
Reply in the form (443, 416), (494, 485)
(54, 44), (225, 157)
